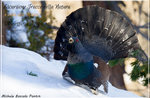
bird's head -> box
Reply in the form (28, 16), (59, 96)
(67, 37), (82, 53)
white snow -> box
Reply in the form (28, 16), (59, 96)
(0, 45), (140, 98)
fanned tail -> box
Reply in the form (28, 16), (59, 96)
(54, 5), (144, 62)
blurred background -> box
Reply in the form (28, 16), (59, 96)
(1, 0), (149, 97)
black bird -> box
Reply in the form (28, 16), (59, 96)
(53, 5), (142, 94)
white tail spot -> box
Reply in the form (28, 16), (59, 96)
(94, 63), (98, 68)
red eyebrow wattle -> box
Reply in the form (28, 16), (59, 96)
(76, 39), (79, 42)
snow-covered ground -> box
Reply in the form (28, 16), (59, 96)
(0, 45), (140, 98)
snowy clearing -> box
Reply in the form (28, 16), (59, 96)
(1, 45), (140, 98)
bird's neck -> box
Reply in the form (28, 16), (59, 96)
(67, 60), (94, 80)
(67, 50), (93, 64)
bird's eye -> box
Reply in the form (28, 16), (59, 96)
(69, 38), (74, 43)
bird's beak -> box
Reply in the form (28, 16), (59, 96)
(68, 37), (74, 44)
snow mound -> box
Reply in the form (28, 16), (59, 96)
(1, 45), (140, 98)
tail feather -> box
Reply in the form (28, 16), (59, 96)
(54, 5), (142, 61)
(112, 30), (136, 50)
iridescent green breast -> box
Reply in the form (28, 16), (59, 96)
(67, 60), (94, 80)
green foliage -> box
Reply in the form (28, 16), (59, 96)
(130, 60), (149, 86)
(21, 10), (55, 54)
(108, 49), (149, 86)
(109, 58), (125, 67)
(3, 6), (18, 47)
(5, 8), (56, 60)
(27, 71), (38, 77)
(129, 49), (141, 57)
(129, 49), (149, 86)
